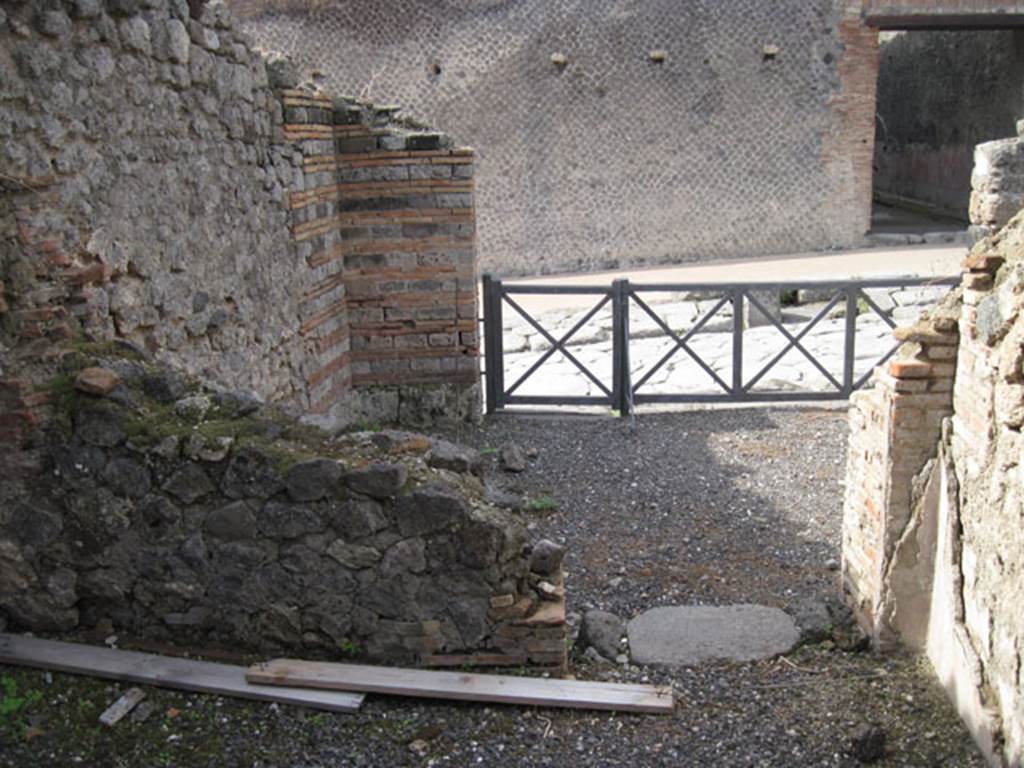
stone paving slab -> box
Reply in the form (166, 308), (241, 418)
(627, 605), (801, 667)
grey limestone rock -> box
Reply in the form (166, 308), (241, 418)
(142, 369), (187, 404)
(394, 485), (468, 537)
(265, 54), (299, 89)
(119, 16), (152, 55)
(427, 439), (482, 476)
(173, 394), (211, 423)
(346, 463), (407, 500)
(138, 495), (182, 538)
(205, 501), (255, 541)
(71, 0), (103, 19)
(380, 538), (426, 577)
(213, 390), (262, 419)
(260, 501), (324, 539)
(221, 447), (284, 500)
(500, 442), (528, 473)
(848, 723), (887, 764)
(2, 594), (79, 632)
(102, 458), (152, 500)
(330, 498), (388, 540)
(627, 604), (801, 667)
(457, 507), (519, 569)
(788, 596), (832, 643)
(327, 540), (381, 569)
(578, 610), (626, 661)
(76, 411), (126, 448)
(37, 10), (72, 38)
(108, 0), (141, 15)
(285, 458), (342, 502)
(529, 539), (565, 575)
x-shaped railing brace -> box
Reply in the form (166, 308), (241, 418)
(501, 294), (614, 398)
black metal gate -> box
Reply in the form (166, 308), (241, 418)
(481, 274), (959, 415)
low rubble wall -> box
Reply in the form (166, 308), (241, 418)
(0, 349), (566, 668)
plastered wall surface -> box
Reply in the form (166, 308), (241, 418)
(230, 0), (878, 276)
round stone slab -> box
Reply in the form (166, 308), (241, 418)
(627, 604), (800, 667)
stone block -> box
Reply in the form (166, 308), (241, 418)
(394, 485), (468, 537)
(743, 290), (782, 329)
(206, 501), (256, 541)
(285, 458), (342, 502)
(346, 463), (407, 499)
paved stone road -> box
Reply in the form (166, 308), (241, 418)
(496, 284), (954, 402)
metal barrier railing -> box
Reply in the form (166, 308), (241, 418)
(482, 275), (960, 416)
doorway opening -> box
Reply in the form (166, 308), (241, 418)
(869, 24), (1024, 238)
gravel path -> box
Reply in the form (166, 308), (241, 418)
(0, 407), (986, 767)
(443, 407), (850, 618)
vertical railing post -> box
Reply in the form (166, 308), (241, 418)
(482, 275), (505, 413)
(843, 286), (858, 396)
(732, 287), (744, 397)
(482, 274), (497, 414)
(493, 278), (505, 409)
(611, 279), (631, 417)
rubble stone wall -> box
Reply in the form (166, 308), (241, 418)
(971, 128), (1024, 241)
(0, 0), (480, 441)
(229, 0), (878, 276)
(842, 216), (1024, 766)
(0, 351), (566, 668)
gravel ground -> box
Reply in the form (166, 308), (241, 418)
(0, 407), (987, 767)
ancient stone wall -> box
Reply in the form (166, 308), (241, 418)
(842, 219), (1024, 766)
(0, 0), (480, 440)
(874, 29), (1024, 217)
(0, 0), (316, 402)
(971, 128), (1024, 241)
(0, 349), (567, 667)
(229, 0), (878, 276)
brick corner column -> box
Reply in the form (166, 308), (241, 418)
(841, 296), (960, 647)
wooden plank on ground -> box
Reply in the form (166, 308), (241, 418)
(99, 687), (146, 727)
(0, 634), (363, 714)
(247, 659), (675, 714)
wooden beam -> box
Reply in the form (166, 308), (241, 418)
(247, 659), (675, 714)
(0, 633), (364, 714)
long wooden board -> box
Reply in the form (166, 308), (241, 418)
(0, 634), (364, 713)
(247, 659), (675, 714)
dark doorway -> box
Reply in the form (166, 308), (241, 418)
(870, 27), (1024, 236)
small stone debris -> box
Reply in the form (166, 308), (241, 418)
(74, 367), (121, 396)
(536, 581), (562, 601)
(529, 539), (565, 575)
(408, 739), (430, 757)
(99, 688), (146, 727)
(427, 439), (483, 476)
(847, 723), (887, 763)
(577, 610), (626, 662)
(788, 597), (832, 644)
(173, 394), (212, 423)
(500, 442), (528, 473)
